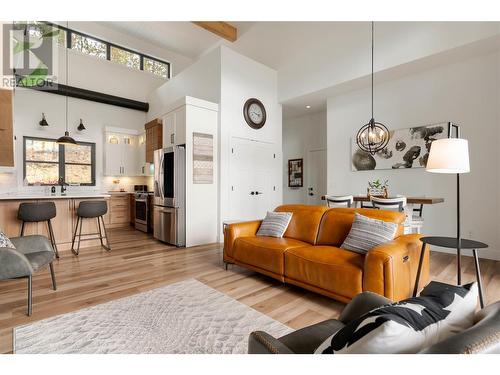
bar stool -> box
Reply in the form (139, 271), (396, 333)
(325, 195), (354, 208)
(72, 200), (111, 255)
(18, 201), (59, 259)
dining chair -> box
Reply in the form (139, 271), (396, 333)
(325, 195), (354, 208)
(370, 195), (416, 234)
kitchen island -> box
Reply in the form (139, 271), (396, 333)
(0, 192), (132, 252)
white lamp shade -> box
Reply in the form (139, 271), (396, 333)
(426, 138), (470, 174)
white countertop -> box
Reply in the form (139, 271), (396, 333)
(0, 192), (112, 200)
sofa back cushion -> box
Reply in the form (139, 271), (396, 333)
(316, 208), (405, 247)
(274, 205), (328, 245)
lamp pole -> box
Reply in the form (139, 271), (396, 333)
(449, 122), (462, 284)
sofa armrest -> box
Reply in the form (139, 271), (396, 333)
(0, 247), (33, 279)
(339, 291), (392, 324)
(248, 331), (294, 354)
(363, 234), (429, 301)
(223, 220), (262, 260)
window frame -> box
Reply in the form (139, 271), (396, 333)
(42, 21), (171, 78)
(23, 136), (96, 186)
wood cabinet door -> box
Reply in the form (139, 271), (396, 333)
(0, 89), (14, 167)
(0, 200), (37, 237)
(37, 199), (73, 245)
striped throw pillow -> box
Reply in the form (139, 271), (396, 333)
(340, 213), (398, 254)
(256, 211), (293, 238)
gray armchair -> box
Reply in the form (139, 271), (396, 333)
(0, 235), (57, 316)
(249, 291), (500, 354)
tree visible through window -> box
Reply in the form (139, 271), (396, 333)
(110, 46), (140, 70)
(24, 137), (95, 185)
(71, 33), (106, 59)
(144, 57), (169, 78)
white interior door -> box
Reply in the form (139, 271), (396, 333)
(229, 137), (279, 221)
(306, 148), (327, 205)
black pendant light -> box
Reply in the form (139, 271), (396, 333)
(356, 21), (390, 155)
(57, 21), (77, 146)
(39, 113), (49, 126)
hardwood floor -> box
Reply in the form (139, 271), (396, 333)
(1, 227), (499, 353)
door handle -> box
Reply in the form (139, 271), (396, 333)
(308, 192), (314, 196)
(171, 133), (175, 144)
(255, 191), (262, 195)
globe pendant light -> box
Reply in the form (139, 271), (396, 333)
(356, 21), (389, 155)
(57, 21), (77, 146)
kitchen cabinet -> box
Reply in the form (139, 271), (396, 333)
(0, 89), (14, 167)
(130, 194), (135, 224)
(145, 119), (162, 163)
(162, 106), (186, 147)
(108, 194), (130, 225)
(104, 128), (151, 177)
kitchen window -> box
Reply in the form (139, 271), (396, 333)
(110, 46), (140, 70)
(23, 137), (96, 186)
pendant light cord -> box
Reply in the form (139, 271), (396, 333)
(65, 21), (69, 133)
(371, 21), (374, 121)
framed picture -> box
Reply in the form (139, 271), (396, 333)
(288, 158), (303, 188)
(351, 122), (448, 171)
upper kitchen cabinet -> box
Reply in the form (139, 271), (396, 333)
(162, 106), (186, 147)
(104, 127), (151, 176)
(145, 118), (162, 163)
(0, 89), (14, 168)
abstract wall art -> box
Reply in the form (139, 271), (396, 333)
(351, 122), (447, 171)
(193, 132), (214, 184)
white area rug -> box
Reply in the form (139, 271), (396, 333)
(14, 278), (293, 354)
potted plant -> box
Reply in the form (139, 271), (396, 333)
(367, 179), (389, 198)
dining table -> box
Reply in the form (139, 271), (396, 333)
(321, 195), (444, 205)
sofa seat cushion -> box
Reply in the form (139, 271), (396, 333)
(285, 246), (364, 300)
(233, 236), (309, 275)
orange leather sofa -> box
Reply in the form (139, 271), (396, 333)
(223, 205), (429, 303)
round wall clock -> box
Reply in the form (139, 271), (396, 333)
(243, 98), (267, 129)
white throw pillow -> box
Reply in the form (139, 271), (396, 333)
(340, 213), (398, 254)
(256, 211), (293, 238)
(0, 231), (15, 249)
(316, 281), (478, 354)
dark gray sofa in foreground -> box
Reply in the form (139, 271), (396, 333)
(249, 292), (500, 354)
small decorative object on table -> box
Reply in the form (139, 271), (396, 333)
(367, 179), (388, 198)
(288, 158), (303, 188)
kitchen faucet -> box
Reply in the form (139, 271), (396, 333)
(58, 177), (68, 195)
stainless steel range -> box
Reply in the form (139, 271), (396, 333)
(134, 185), (150, 233)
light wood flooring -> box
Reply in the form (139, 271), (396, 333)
(1, 227), (499, 353)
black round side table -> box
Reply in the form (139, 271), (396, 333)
(413, 236), (488, 308)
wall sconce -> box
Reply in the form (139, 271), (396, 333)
(77, 119), (86, 131)
(39, 113), (49, 127)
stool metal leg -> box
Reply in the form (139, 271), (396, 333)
(413, 242), (427, 297)
(472, 249), (485, 309)
(47, 219), (60, 259)
(76, 217), (83, 254)
(71, 216), (80, 253)
(49, 262), (57, 291)
(99, 216), (111, 251)
(97, 217), (104, 247)
(27, 275), (32, 316)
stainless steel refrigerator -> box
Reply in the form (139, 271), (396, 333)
(153, 146), (186, 247)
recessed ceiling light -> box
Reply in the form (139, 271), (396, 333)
(305, 105), (311, 109)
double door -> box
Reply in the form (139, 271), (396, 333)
(229, 137), (280, 221)
(104, 133), (137, 176)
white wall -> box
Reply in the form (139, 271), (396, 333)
(147, 48), (221, 120)
(283, 111), (327, 204)
(327, 51), (500, 260)
(59, 22), (194, 76)
(219, 46), (283, 236)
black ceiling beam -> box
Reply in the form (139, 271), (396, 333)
(18, 80), (149, 112)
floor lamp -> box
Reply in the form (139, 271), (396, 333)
(426, 122), (470, 284)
